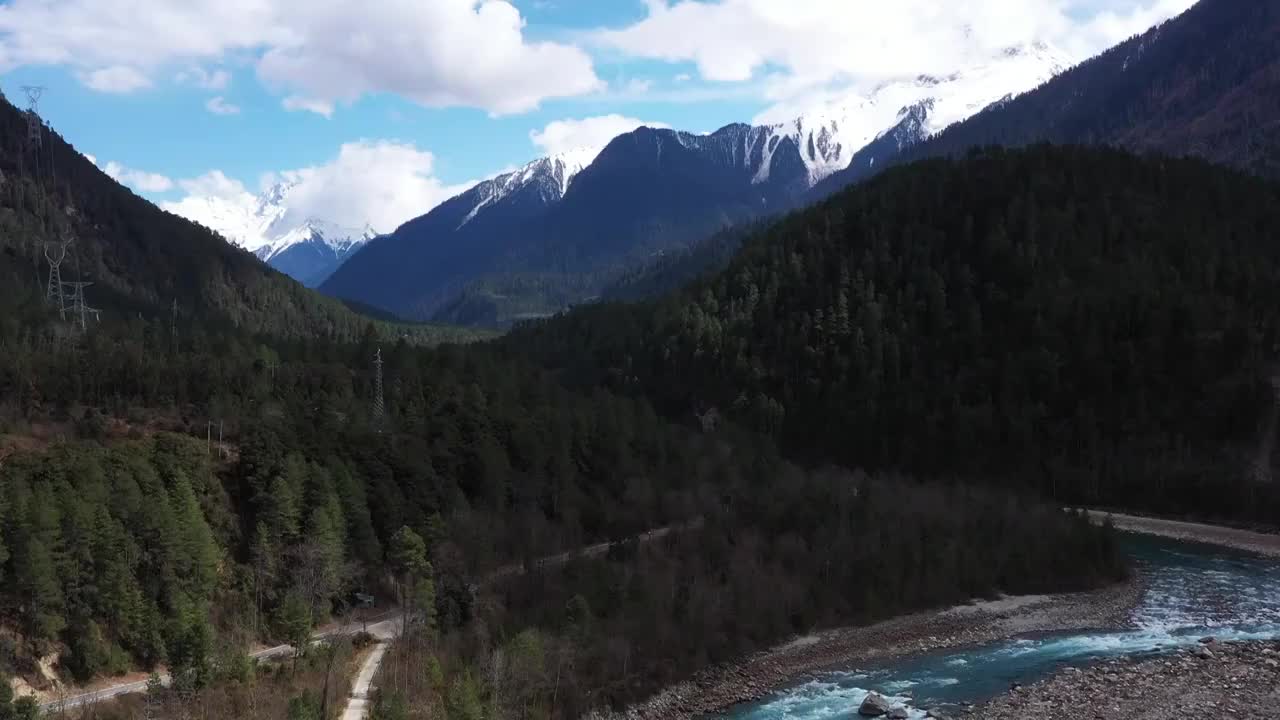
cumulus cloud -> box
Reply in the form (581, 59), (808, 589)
(273, 140), (476, 231)
(206, 96), (241, 115)
(530, 114), (669, 157)
(104, 161), (174, 192)
(0, 0), (599, 115)
(596, 0), (1195, 94)
(78, 65), (151, 93)
(166, 140), (474, 235)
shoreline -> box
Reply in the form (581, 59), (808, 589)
(587, 578), (1143, 719)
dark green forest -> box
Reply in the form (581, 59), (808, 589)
(0, 324), (1125, 717)
(510, 145), (1280, 526)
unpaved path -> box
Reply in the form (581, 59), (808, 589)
(1083, 510), (1280, 558)
(339, 619), (400, 720)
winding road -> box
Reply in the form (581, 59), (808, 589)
(38, 611), (399, 713)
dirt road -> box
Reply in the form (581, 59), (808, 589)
(1083, 509), (1280, 557)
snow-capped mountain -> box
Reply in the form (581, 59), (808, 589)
(166, 180), (378, 287)
(323, 41), (1075, 324)
(754, 41), (1070, 189)
(457, 148), (595, 229)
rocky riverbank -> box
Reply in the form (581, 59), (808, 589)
(977, 639), (1280, 719)
(583, 579), (1142, 720)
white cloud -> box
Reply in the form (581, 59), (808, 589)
(177, 169), (252, 200)
(178, 67), (231, 90)
(77, 65), (151, 93)
(167, 140), (475, 235)
(621, 77), (652, 94)
(83, 153), (97, 166)
(530, 114), (669, 157)
(282, 95), (334, 118)
(0, 0), (600, 114)
(277, 140), (476, 231)
(206, 96), (241, 115)
(597, 0), (1195, 95)
(103, 161), (174, 192)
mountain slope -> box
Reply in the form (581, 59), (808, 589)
(0, 98), (476, 344)
(166, 180), (377, 287)
(816, 0), (1280, 195)
(322, 150), (595, 319)
(508, 145), (1280, 526)
(322, 45), (1067, 325)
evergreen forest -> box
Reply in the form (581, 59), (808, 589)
(510, 145), (1280, 526)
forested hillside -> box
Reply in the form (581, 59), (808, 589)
(0, 254), (1126, 711)
(0, 97), (475, 345)
(510, 145), (1280, 526)
(817, 0), (1280, 195)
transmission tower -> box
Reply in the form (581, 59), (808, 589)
(372, 348), (385, 430)
(21, 86), (45, 150)
(44, 239), (70, 318)
(62, 280), (97, 331)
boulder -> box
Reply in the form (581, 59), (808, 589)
(859, 692), (893, 717)
(1195, 645), (1215, 659)
(888, 707), (910, 719)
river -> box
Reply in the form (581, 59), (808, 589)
(717, 535), (1280, 719)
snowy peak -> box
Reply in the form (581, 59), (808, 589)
(457, 148), (593, 229)
(257, 217), (377, 263)
(164, 180), (378, 287)
(755, 40), (1071, 186)
(169, 180), (377, 260)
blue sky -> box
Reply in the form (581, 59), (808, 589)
(0, 0), (1193, 232)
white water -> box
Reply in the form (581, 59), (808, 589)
(721, 535), (1280, 719)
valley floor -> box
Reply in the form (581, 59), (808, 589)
(586, 581), (1143, 719)
(977, 639), (1280, 719)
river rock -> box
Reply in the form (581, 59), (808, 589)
(859, 692), (892, 716)
(1195, 646), (1215, 659)
(887, 707), (910, 719)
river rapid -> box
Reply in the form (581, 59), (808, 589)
(718, 535), (1280, 719)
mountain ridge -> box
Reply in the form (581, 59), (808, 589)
(323, 42), (1067, 325)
